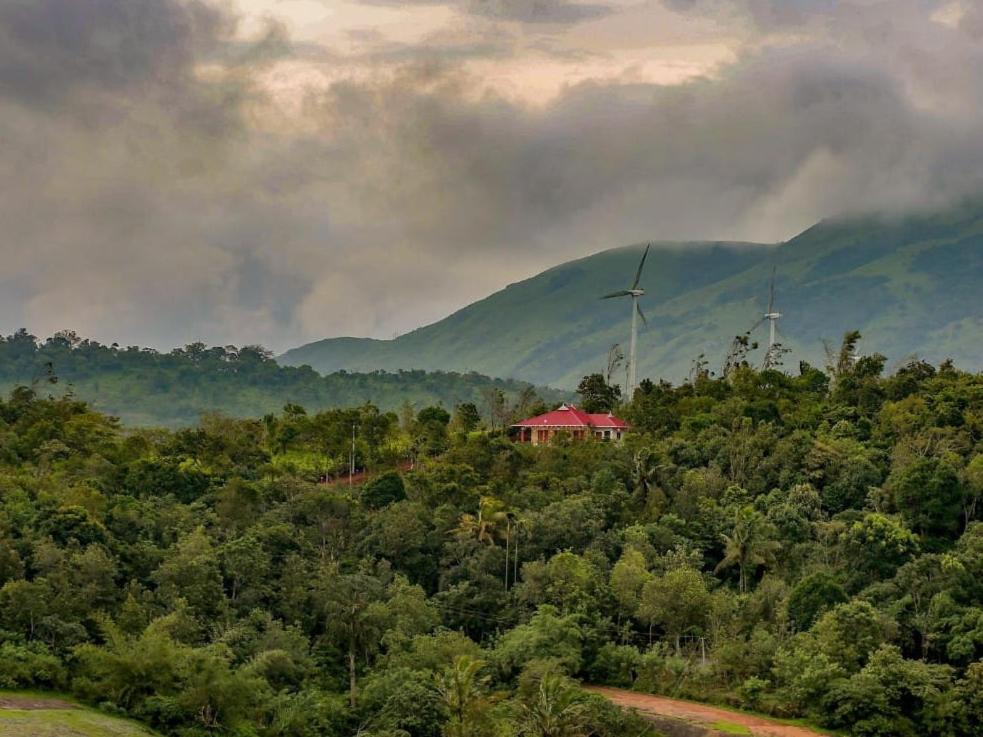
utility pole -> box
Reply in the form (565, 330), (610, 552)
(349, 423), (356, 487)
(512, 518), (520, 587)
(504, 517), (511, 591)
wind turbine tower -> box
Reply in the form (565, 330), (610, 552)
(762, 267), (783, 370)
(602, 244), (651, 397)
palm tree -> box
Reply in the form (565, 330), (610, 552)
(454, 497), (507, 546)
(714, 507), (781, 593)
(435, 656), (489, 737)
(518, 673), (588, 737)
(631, 448), (663, 502)
(323, 574), (385, 706)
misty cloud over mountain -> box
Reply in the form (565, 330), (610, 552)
(2, 0), (983, 352)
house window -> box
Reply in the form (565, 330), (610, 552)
(536, 429), (549, 444)
(603, 430), (611, 440)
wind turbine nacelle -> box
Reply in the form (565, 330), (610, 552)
(629, 289), (645, 297)
(764, 312), (782, 319)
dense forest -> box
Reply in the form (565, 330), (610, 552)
(0, 330), (568, 427)
(1, 334), (983, 737)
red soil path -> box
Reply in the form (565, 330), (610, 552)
(0, 694), (75, 710)
(587, 687), (830, 737)
(321, 460), (415, 487)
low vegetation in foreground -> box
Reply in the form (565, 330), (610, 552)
(1, 334), (982, 737)
(0, 693), (157, 737)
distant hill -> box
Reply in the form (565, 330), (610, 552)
(282, 241), (773, 386)
(0, 332), (570, 427)
(282, 204), (983, 386)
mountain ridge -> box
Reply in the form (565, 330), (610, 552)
(281, 240), (776, 385)
(281, 204), (983, 387)
(0, 332), (571, 427)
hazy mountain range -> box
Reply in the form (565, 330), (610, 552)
(0, 333), (569, 427)
(282, 203), (983, 388)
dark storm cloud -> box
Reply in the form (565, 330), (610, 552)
(3, 0), (983, 351)
(0, 0), (228, 105)
(295, 44), (983, 260)
(0, 0), (285, 145)
(0, 0), (285, 347)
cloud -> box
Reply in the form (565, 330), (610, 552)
(3, 0), (983, 353)
(288, 40), (983, 253)
(344, 28), (517, 65)
(961, 4), (983, 39)
(0, 0), (228, 105)
(463, 0), (613, 23)
(660, 0), (840, 28)
(0, 0), (280, 346)
(357, 0), (615, 25)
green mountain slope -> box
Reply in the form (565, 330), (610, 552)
(282, 205), (983, 386)
(0, 333), (570, 427)
(281, 242), (774, 385)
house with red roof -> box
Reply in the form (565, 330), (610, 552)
(512, 403), (629, 445)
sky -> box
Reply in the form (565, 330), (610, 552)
(2, 0), (983, 352)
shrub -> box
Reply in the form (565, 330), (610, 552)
(0, 641), (66, 689)
(788, 571), (848, 631)
(362, 472), (407, 509)
(587, 643), (641, 688)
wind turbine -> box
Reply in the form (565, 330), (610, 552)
(757, 267), (784, 370)
(602, 244), (650, 397)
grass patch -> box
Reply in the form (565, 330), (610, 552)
(711, 721), (752, 735)
(0, 692), (157, 737)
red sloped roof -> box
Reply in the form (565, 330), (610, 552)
(513, 404), (592, 427)
(586, 413), (629, 429)
(512, 404), (629, 429)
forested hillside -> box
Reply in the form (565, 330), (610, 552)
(0, 330), (568, 427)
(284, 202), (983, 387)
(1, 335), (983, 736)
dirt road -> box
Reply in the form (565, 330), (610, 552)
(0, 695), (74, 710)
(587, 687), (830, 737)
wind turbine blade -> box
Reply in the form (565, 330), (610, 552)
(601, 290), (632, 299)
(631, 244), (651, 290)
(636, 303), (648, 327)
(749, 316), (766, 333)
(768, 266), (776, 314)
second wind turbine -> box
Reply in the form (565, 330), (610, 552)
(756, 267), (783, 370)
(602, 244), (651, 398)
